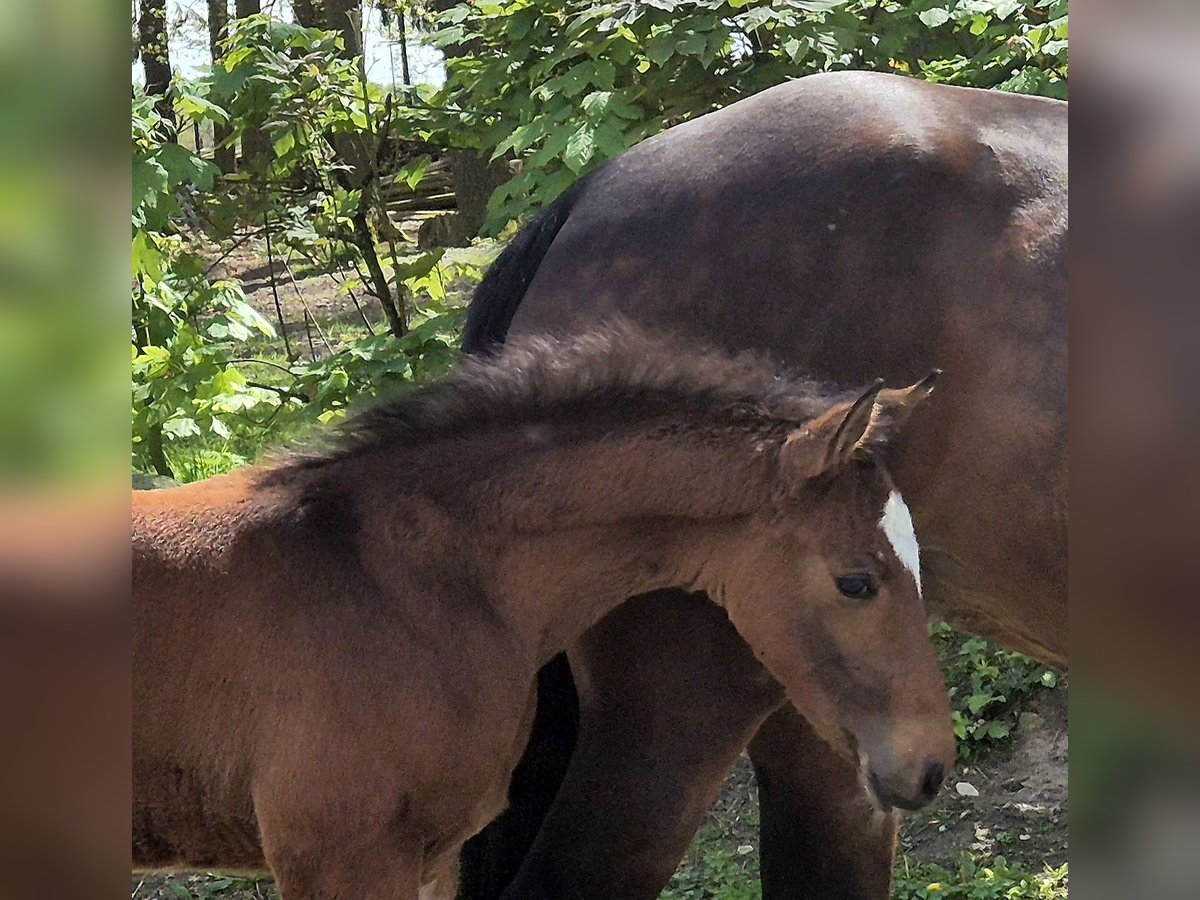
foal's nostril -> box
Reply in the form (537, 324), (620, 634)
(920, 760), (946, 800)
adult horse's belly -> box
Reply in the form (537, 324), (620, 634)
(507, 72), (1067, 664)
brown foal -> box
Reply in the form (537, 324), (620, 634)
(133, 326), (953, 899)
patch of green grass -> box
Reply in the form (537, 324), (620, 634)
(661, 822), (761, 900)
(931, 622), (1060, 759)
(663, 803), (1066, 900)
(134, 873), (276, 900)
(161, 415), (310, 483)
(893, 855), (1068, 899)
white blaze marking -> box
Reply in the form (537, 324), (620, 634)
(880, 490), (922, 597)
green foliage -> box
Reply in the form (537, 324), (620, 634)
(132, 18), (482, 481)
(433, 0), (1068, 230)
(663, 825), (761, 899)
(894, 854), (1068, 899)
(132, 4), (1068, 482)
(133, 96), (283, 475)
(662, 814), (1067, 899)
(931, 623), (1059, 758)
(144, 873), (275, 900)
(288, 301), (469, 427)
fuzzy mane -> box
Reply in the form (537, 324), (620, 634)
(258, 320), (846, 485)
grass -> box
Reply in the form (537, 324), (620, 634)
(893, 855), (1068, 899)
(931, 622), (1060, 760)
(138, 853), (1068, 900)
(661, 817), (1068, 900)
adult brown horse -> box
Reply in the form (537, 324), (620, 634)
(459, 71), (1066, 899)
(133, 326), (954, 899)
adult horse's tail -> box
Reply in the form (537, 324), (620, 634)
(460, 176), (590, 355)
(457, 179), (590, 900)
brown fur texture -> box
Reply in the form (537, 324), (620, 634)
(133, 325), (953, 899)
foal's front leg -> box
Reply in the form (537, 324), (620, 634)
(749, 703), (899, 900)
(253, 777), (425, 900)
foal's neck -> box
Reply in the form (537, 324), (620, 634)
(464, 424), (778, 665)
(491, 518), (729, 665)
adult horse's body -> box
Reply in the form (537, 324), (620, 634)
(133, 327), (954, 899)
(460, 71), (1067, 899)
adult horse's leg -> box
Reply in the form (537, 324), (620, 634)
(458, 657), (578, 898)
(499, 590), (785, 900)
(750, 704), (897, 900)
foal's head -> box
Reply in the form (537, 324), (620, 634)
(712, 374), (955, 812)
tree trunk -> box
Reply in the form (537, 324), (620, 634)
(398, 12), (411, 85)
(428, 0), (509, 238)
(291, 0), (318, 27)
(206, 0), (236, 172)
(143, 419), (175, 480)
(232, 0), (269, 170)
(328, 0), (365, 76)
(353, 203), (406, 338)
(137, 0), (176, 132)
(448, 150), (507, 240)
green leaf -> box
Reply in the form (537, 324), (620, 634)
(740, 8), (775, 31)
(175, 92), (230, 125)
(273, 130), (296, 157)
(313, 369), (350, 409)
(782, 36), (808, 63)
(982, 720), (1011, 740)
(392, 248), (447, 282)
(227, 299), (276, 337)
(131, 230), (164, 282)
(581, 90), (613, 117)
(967, 693), (992, 715)
(132, 344), (171, 377)
(396, 155), (432, 190)
(132, 158), (169, 218)
(645, 33), (677, 67)
(563, 125), (597, 172)
(155, 142), (220, 192)
(592, 121), (629, 159)
(991, 0), (1022, 19)
(918, 8), (953, 28)
(792, 0), (846, 10)
(162, 417), (201, 439)
(676, 30), (708, 57)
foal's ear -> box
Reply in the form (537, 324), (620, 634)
(863, 369), (941, 446)
(779, 379), (884, 482)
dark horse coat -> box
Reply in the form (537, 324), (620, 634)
(459, 71), (1066, 899)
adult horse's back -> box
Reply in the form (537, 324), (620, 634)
(461, 71), (1067, 899)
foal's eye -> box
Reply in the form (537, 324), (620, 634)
(835, 574), (878, 601)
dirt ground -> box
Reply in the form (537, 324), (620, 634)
(899, 686), (1068, 870)
(694, 684), (1068, 873)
